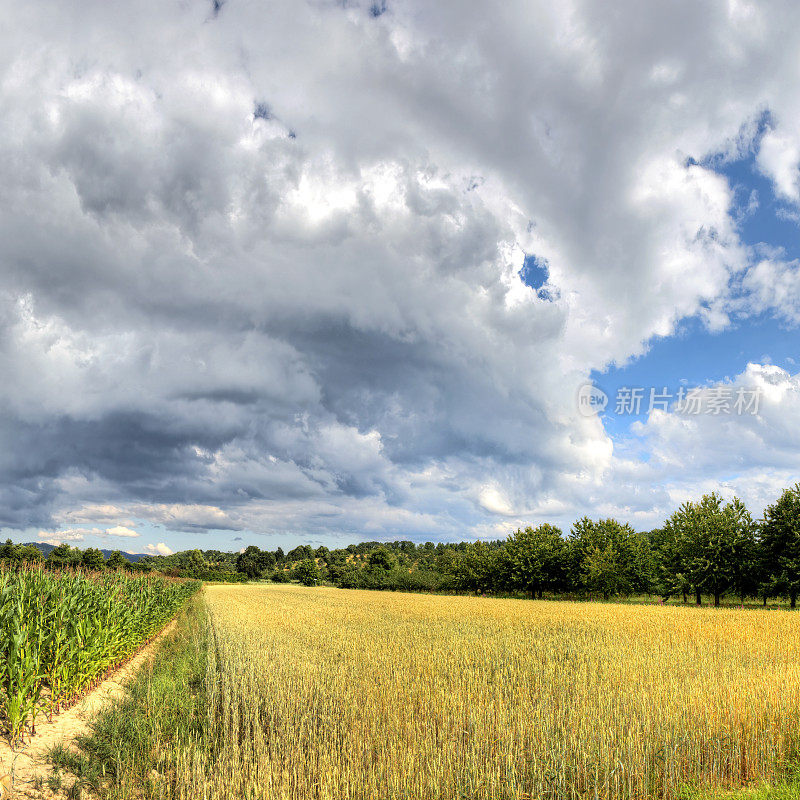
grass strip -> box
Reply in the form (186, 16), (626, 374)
(689, 773), (800, 800)
(48, 596), (210, 799)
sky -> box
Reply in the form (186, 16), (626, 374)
(1, 0), (800, 554)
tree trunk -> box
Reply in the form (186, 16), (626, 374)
(537, 589), (543, 599)
(714, 592), (721, 607)
(682, 591), (687, 604)
(763, 595), (768, 607)
(695, 589), (702, 605)
(792, 592), (797, 609)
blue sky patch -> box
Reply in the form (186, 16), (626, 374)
(592, 149), (799, 441)
(520, 253), (549, 291)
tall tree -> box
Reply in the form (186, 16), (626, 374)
(236, 545), (264, 579)
(504, 524), (565, 598)
(183, 549), (208, 575)
(761, 483), (800, 608)
(728, 497), (760, 604)
(569, 518), (648, 598)
(582, 542), (629, 600)
(47, 543), (80, 568)
(650, 526), (691, 602)
(664, 493), (757, 606)
(0, 539), (16, 560)
(106, 550), (130, 570)
(296, 559), (320, 586)
(81, 548), (106, 571)
(447, 541), (499, 594)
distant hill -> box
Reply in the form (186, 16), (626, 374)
(24, 542), (149, 563)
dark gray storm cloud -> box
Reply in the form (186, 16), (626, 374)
(2, 0), (800, 544)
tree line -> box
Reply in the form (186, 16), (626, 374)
(4, 484), (800, 605)
(0, 542), (250, 581)
(233, 485), (800, 605)
(0, 542), (143, 571)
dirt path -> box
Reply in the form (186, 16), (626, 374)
(0, 619), (177, 799)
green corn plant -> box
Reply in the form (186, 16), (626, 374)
(0, 564), (199, 742)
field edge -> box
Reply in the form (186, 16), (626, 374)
(47, 594), (210, 799)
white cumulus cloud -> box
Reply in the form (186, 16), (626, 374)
(1, 0), (800, 541)
(146, 542), (174, 556)
(104, 525), (139, 538)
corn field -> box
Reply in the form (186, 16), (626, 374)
(172, 584), (800, 800)
(0, 567), (198, 742)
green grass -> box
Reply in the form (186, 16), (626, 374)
(48, 596), (210, 799)
(714, 782), (800, 799)
(680, 768), (800, 800)
(725, 788), (800, 799)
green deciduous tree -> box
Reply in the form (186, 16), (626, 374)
(649, 526), (691, 602)
(236, 546), (264, 579)
(296, 559), (320, 586)
(664, 493), (758, 606)
(81, 548), (106, 571)
(0, 540), (43, 564)
(761, 483), (800, 608)
(445, 541), (499, 594)
(504, 524), (565, 598)
(367, 548), (396, 571)
(582, 542), (629, 600)
(728, 497), (761, 603)
(569, 518), (652, 599)
(288, 545), (314, 562)
(106, 550), (130, 570)
(47, 543), (81, 568)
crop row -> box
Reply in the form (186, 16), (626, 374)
(0, 567), (199, 742)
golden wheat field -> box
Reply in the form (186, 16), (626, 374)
(179, 585), (800, 800)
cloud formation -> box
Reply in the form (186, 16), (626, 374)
(2, 0), (800, 541)
(36, 524), (141, 545)
(146, 543), (175, 556)
(105, 525), (140, 538)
